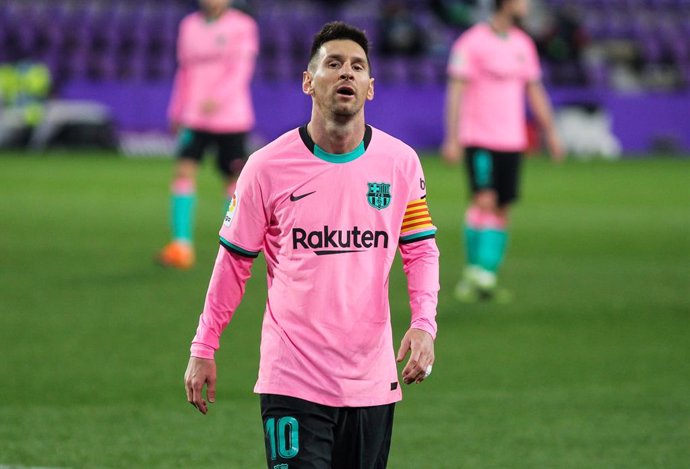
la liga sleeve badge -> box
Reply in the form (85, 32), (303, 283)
(223, 193), (238, 227)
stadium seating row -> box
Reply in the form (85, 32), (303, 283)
(0, 0), (688, 86)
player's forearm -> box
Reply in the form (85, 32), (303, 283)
(190, 247), (254, 358)
(527, 82), (556, 135)
(400, 238), (440, 339)
(444, 79), (464, 142)
(168, 68), (188, 123)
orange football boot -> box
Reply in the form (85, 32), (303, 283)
(157, 241), (195, 269)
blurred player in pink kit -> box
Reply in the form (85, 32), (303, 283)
(442, 0), (563, 302)
(184, 22), (440, 469)
(158, 0), (258, 269)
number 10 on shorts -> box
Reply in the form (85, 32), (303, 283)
(265, 416), (299, 460)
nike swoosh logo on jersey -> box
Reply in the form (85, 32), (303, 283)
(314, 249), (365, 256)
(290, 191), (316, 202)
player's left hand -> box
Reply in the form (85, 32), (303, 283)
(396, 328), (435, 385)
(546, 130), (565, 163)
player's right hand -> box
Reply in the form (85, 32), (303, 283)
(200, 99), (219, 115)
(441, 139), (463, 165)
(184, 357), (217, 415)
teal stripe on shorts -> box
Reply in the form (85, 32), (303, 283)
(474, 149), (493, 188)
(177, 128), (194, 150)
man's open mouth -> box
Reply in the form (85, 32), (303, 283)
(336, 86), (355, 96)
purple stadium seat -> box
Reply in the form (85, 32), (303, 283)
(128, 55), (148, 82)
(681, 64), (690, 87)
(269, 23), (293, 57)
(668, 37), (688, 63)
(640, 38), (663, 63)
(90, 56), (118, 82)
(37, 53), (60, 78)
(413, 57), (440, 84)
(254, 56), (271, 81)
(569, 59), (601, 88)
(376, 57), (409, 84)
(67, 56), (89, 81)
(0, 0), (686, 90)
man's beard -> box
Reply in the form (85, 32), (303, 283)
(333, 107), (357, 117)
(331, 99), (361, 118)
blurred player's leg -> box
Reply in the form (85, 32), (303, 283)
(456, 148), (515, 302)
(157, 129), (209, 269)
(216, 132), (247, 211)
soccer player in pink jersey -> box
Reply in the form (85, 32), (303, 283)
(158, 0), (258, 269)
(442, 0), (563, 302)
(184, 22), (440, 468)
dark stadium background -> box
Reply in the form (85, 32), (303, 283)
(1, 1), (688, 468)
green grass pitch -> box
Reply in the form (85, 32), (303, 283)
(0, 152), (688, 468)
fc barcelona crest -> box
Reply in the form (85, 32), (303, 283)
(367, 182), (391, 210)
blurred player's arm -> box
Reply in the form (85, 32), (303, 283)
(168, 67), (189, 132)
(444, 34), (475, 164)
(527, 81), (564, 162)
(441, 78), (465, 164)
(168, 19), (191, 131)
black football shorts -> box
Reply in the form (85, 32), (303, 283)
(464, 146), (522, 206)
(260, 393), (395, 469)
(176, 128), (247, 177)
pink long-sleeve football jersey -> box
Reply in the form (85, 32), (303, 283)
(191, 125), (440, 407)
(168, 9), (258, 133)
(447, 23), (541, 152)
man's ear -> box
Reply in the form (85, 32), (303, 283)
(366, 77), (375, 101)
(303, 71), (314, 96)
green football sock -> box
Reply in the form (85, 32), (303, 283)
(477, 229), (507, 273)
(464, 224), (480, 266)
(171, 193), (196, 243)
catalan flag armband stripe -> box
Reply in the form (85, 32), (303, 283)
(400, 197), (436, 242)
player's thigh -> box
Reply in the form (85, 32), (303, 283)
(331, 403), (395, 469)
(464, 147), (499, 209)
(176, 128), (210, 165)
(215, 132), (248, 178)
(473, 190), (499, 212)
(174, 158), (199, 180)
(494, 151), (522, 207)
(464, 147), (497, 196)
(260, 394), (336, 469)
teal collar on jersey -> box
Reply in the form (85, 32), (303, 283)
(299, 124), (372, 164)
(487, 21), (510, 39)
(202, 9), (226, 24)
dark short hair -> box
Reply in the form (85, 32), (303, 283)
(494, 0), (509, 11)
(308, 21), (371, 72)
